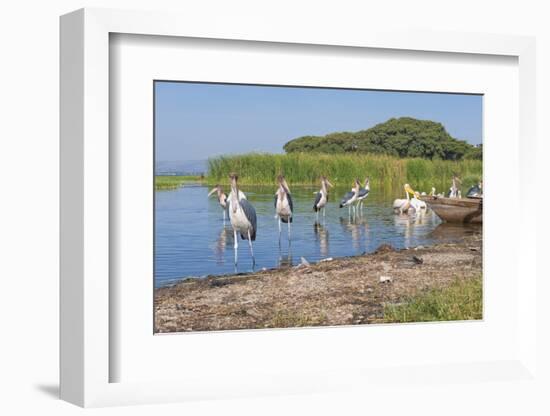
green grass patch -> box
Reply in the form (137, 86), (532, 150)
(382, 275), (483, 323)
(155, 175), (205, 190)
(207, 152), (482, 192)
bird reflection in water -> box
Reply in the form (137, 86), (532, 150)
(339, 215), (369, 251)
(212, 227), (233, 265)
(393, 209), (435, 248)
(393, 213), (413, 248)
(313, 221), (330, 257)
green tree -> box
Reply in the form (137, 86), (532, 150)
(282, 117), (481, 161)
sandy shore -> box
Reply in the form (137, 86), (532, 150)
(154, 233), (482, 333)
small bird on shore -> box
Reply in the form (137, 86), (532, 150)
(207, 184), (228, 222)
(228, 173), (257, 266)
(274, 174), (293, 243)
(313, 176), (333, 220)
(339, 179), (361, 218)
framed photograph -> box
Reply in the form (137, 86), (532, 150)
(152, 81), (484, 335)
(60, 8), (537, 407)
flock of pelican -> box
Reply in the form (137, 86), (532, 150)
(392, 183), (428, 214)
(207, 173), (481, 265)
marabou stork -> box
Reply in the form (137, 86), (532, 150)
(466, 180), (483, 198)
(274, 175), (293, 243)
(339, 179), (361, 217)
(356, 177), (370, 211)
(447, 176), (461, 198)
(207, 184), (228, 222)
(227, 173), (257, 266)
(313, 176), (333, 220)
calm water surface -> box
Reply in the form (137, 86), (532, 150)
(155, 185), (479, 287)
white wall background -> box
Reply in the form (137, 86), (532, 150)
(0, 1), (548, 415)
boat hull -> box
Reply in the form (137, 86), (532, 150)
(423, 196), (482, 224)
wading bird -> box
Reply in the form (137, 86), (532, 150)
(339, 179), (361, 218)
(447, 176), (461, 198)
(393, 183), (415, 214)
(207, 184), (228, 222)
(466, 180), (483, 198)
(410, 191), (427, 211)
(313, 176), (333, 220)
(274, 175), (293, 243)
(356, 177), (370, 211)
(227, 173), (257, 266)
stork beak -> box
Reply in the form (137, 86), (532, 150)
(207, 188), (217, 197)
(282, 178), (291, 193)
(327, 180), (334, 188)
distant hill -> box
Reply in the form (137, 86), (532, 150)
(283, 117), (482, 160)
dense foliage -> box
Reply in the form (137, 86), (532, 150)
(283, 117), (482, 160)
(207, 153), (482, 191)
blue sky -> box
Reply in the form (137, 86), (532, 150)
(155, 82), (482, 161)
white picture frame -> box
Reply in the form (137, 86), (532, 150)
(60, 8), (538, 407)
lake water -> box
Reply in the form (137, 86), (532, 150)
(155, 184), (479, 287)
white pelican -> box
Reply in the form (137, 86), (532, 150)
(467, 180), (483, 198)
(433, 186), (444, 198)
(274, 174), (293, 243)
(410, 191), (427, 211)
(313, 176), (333, 220)
(393, 183), (415, 214)
(339, 179), (361, 217)
(207, 184), (228, 222)
(356, 177), (370, 211)
(228, 173), (257, 266)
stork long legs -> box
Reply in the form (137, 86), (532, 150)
(287, 220), (291, 243)
(233, 228), (238, 265)
(247, 229), (255, 266)
(278, 217), (282, 246)
(357, 200), (363, 216)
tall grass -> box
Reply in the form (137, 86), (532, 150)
(382, 275), (483, 323)
(207, 153), (482, 192)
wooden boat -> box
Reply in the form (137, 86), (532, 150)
(422, 196), (482, 224)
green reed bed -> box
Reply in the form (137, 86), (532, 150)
(155, 175), (205, 190)
(207, 153), (482, 192)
